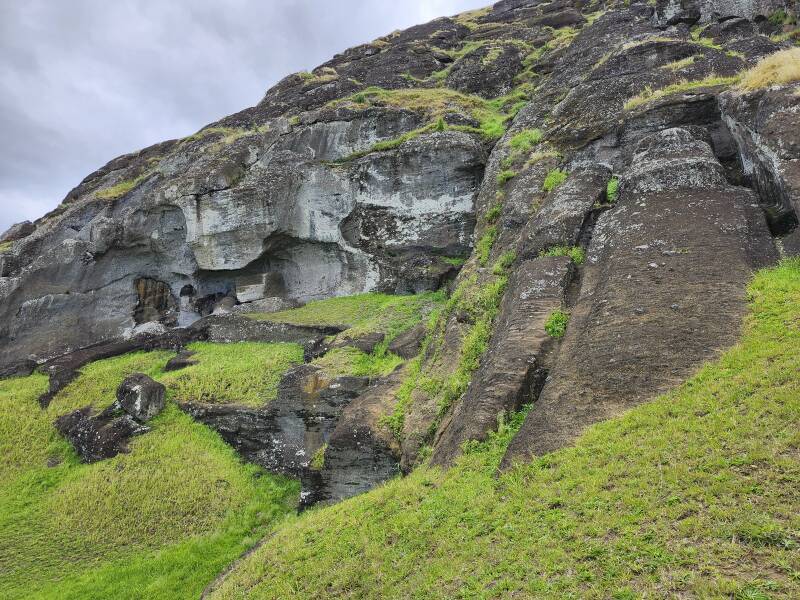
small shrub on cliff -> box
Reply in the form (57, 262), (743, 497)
(606, 176), (620, 203)
(540, 246), (585, 265)
(496, 169), (517, 186)
(545, 309), (570, 338)
(738, 48), (800, 90)
(476, 226), (498, 266)
(543, 168), (568, 193)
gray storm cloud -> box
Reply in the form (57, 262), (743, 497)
(0, 0), (487, 232)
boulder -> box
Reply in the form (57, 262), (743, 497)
(55, 406), (149, 463)
(116, 373), (166, 422)
(386, 322), (427, 359)
(0, 221), (34, 244)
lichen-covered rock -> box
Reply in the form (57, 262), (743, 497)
(501, 128), (778, 467)
(720, 83), (800, 234)
(55, 406), (149, 463)
(116, 373), (166, 422)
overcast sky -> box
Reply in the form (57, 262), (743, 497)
(0, 0), (488, 233)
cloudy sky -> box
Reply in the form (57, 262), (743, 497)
(0, 0), (488, 233)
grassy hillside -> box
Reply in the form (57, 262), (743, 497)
(0, 351), (300, 600)
(211, 259), (800, 599)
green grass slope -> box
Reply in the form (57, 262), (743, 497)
(0, 350), (300, 600)
(212, 259), (800, 599)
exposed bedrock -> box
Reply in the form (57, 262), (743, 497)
(431, 257), (572, 466)
(654, 0), (792, 27)
(0, 115), (485, 370)
(501, 128), (778, 468)
(182, 364), (382, 506)
(719, 83), (800, 242)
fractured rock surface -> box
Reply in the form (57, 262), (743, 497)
(501, 128), (778, 467)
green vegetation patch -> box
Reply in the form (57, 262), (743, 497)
(508, 128), (543, 154)
(607, 176), (620, 203)
(544, 309), (570, 338)
(543, 168), (569, 192)
(312, 346), (403, 379)
(211, 258), (800, 599)
(476, 225), (498, 266)
(540, 245), (585, 265)
(160, 342), (304, 407)
(0, 369), (299, 600)
(96, 171), (154, 201)
(251, 292), (442, 346)
(0, 241), (12, 254)
(624, 74), (740, 110)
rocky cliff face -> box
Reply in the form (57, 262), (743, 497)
(2, 0), (799, 506)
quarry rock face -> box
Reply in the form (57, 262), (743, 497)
(4, 0), (800, 506)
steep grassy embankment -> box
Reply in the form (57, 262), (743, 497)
(0, 350), (300, 600)
(212, 259), (800, 599)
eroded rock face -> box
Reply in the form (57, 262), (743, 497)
(3, 0), (797, 509)
(501, 128), (778, 467)
(55, 407), (149, 463)
(116, 373), (166, 422)
(0, 119), (484, 371)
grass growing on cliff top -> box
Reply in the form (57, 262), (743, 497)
(251, 291), (443, 346)
(624, 74), (740, 110)
(210, 258), (800, 599)
(0, 370), (299, 600)
(160, 342), (304, 407)
(738, 48), (800, 90)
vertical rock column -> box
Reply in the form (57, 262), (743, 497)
(502, 128), (778, 467)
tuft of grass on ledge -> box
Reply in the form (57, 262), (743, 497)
(543, 168), (568, 192)
(0, 241), (12, 254)
(210, 258), (800, 600)
(738, 48), (800, 91)
(544, 309), (570, 338)
(540, 245), (585, 265)
(624, 74), (740, 110)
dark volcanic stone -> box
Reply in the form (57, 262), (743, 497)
(0, 221), (35, 244)
(117, 373), (166, 422)
(55, 406), (149, 463)
(164, 350), (198, 372)
(387, 322), (427, 359)
(501, 128), (778, 468)
(431, 256), (573, 467)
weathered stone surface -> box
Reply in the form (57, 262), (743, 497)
(654, 0), (792, 27)
(386, 322), (426, 359)
(501, 128), (778, 467)
(720, 84), (800, 234)
(116, 373), (166, 422)
(164, 350), (198, 372)
(518, 165), (610, 259)
(314, 371), (404, 505)
(0, 221), (35, 244)
(202, 314), (343, 344)
(55, 406), (149, 463)
(431, 256), (572, 466)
